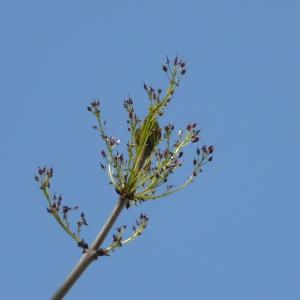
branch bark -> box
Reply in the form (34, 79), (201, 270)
(50, 197), (127, 300)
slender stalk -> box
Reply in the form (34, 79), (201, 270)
(50, 197), (127, 300)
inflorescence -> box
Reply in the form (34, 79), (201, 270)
(87, 56), (214, 206)
(96, 213), (149, 256)
(35, 166), (88, 249)
(36, 56), (213, 256)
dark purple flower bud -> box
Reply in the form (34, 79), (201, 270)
(129, 111), (133, 120)
(91, 100), (100, 108)
(87, 106), (92, 111)
(178, 151), (183, 158)
(158, 89), (162, 94)
(101, 150), (106, 158)
(208, 145), (214, 154)
(48, 168), (53, 177)
(96, 248), (109, 256)
(208, 156), (213, 162)
(174, 56), (178, 65)
(34, 176), (39, 182)
(187, 123), (192, 131)
(143, 83), (148, 90)
(193, 159), (197, 165)
(191, 135), (200, 143)
(78, 240), (89, 250)
(63, 206), (70, 214)
(108, 137), (120, 147)
(162, 65), (168, 72)
(196, 148), (201, 155)
(181, 69), (186, 75)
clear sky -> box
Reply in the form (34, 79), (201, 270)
(1, 1), (300, 299)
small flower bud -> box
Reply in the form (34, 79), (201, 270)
(208, 145), (214, 154)
(191, 135), (200, 143)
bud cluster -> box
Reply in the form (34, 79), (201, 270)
(104, 213), (149, 254)
(35, 166), (88, 244)
(36, 57), (214, 258)
(87, 99), (100, 115)
(192, 145), (214, 177)
(87, 57), (213, 206)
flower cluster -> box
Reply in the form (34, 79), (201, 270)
(36, 57), (213, 257)
(103, 213), (149, 254)
(88, 57), (214, 206)
(35, 166), (88, 244)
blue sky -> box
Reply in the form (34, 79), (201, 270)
(1, 1), (300, 299)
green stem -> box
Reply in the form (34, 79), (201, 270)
(42, 188), (80, 242)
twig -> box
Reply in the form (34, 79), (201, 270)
(50, 197), (127, 300)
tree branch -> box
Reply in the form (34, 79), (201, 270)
(50, 197), (127, 300)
